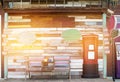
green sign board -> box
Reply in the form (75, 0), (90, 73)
(61, 29), (81, 41)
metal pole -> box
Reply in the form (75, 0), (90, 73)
(111, 37), (116, 82)
(111, 29), (119, 81)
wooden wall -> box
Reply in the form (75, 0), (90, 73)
(8, 13), (102, 28)
(2, 13), (112, 78)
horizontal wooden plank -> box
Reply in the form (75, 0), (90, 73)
(8, 68), (26, 72)
(8, 25), (31, 28)
(8, 19), (31, 22)
(8, 22), (31, 25)
(36, 34), (61, 37)
(4, 8), (106, 13)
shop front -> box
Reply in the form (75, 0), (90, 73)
(0, 10), (110, 79)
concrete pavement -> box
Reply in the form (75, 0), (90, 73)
(115, 79), (120, 82)
(0, 78), (114, 82)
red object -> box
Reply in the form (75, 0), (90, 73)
(108, 15), (115, 32)
(83, 35), (98, 64)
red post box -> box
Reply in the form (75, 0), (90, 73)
(82, 35), (99, 78)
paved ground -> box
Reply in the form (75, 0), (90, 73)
(115, 79), (120, 82)
(0, 78), (114, 82)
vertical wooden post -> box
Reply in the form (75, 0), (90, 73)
(0, 9), (2, 78)
(4, 13), (8, 79)
(0, 8), (4, 79)
(103, 13), (107, 78)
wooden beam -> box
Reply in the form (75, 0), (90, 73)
(0, 9), (4, 78)
(4, 7), (107, 14)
